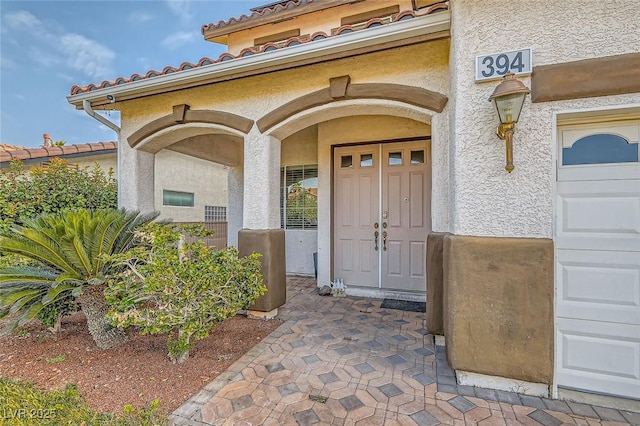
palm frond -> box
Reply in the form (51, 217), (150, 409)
(42, 283), (74, 304)
(9, 289), (43, 314)
(0, 287), (45, 309)
(17, 301), (46, 327)
(0, 228), (76, 273)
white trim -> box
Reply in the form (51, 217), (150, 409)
(558, 388), (640, 413)
(456, 370), (550, 397)
(67, 12), (450, 106)
(555, 103), (640, 125)
(345, 286), (426, 302)
(551, 111), (559, 400)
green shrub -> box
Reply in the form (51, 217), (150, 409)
(0, 208), (158, 349)
(105, 223), (266, 364)
(0, 158), (117, 232)
(0, 378), (165, 425)
(0, 159), (118, 331)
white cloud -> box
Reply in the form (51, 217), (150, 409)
(3, 10), (42, 31)
(13, 93), (26, 101)
(28, 46), (61, 67)
(59, 33), (115, 79)
(166, 0), (193, 23)
(2, 10), (115, 80)
(162, 31), (197, 50)
(128, 10), (153, 23)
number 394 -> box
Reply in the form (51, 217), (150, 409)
(481, 51), (525, 78)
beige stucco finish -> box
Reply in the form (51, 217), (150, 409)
(448, 0), (640, 238)
(223, 0), (416, 55)
(443, 235), (554, 384)
(154, 150), (228, 222)
(72, 154), (118, 178)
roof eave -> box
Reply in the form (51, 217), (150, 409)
(68, 11), (450, 109)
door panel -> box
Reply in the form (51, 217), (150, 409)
(381, 142), (431, 291)
(334, 145), (379, 288)
(334, 141), (430, 293)
(556, 318), (640, 398)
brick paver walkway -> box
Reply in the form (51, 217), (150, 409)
(169, 277), (639, 425)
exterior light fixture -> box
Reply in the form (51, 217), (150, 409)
(488, 72), (530, 173)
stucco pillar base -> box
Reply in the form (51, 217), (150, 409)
(426, 232), (448, 335)
(247, 308), (278, 320)
(456, 370), (550, 397)
(239, 229), (286, 312)
(443, 235), (554, 385)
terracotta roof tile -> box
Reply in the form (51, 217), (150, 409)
(201, 0), (312, 34)
(0, 142), (118, 164)
(70, 4), (448, 96)
(0, 143), (26, 151)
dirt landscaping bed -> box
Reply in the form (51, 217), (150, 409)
(0, 312), (282, 417)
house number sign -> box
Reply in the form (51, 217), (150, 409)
(475, 48), (532, 82)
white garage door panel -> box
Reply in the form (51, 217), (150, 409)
(556, 120), (640, 400)
(556, 181), (640, 251)
(557, 318), (640, 399)
(556, 249), (640, 325)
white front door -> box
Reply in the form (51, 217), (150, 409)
(334, 141), (431, 293)
(556, 120), (640, 400)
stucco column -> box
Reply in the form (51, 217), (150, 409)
(239, 126), (286, 314)
(118, 142), (155, 214)
(227, 165), (243, 248)
(242, 127), (281, 229)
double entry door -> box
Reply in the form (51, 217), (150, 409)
(333, 141), (431, 293)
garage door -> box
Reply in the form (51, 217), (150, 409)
(556, 120), (640, 400)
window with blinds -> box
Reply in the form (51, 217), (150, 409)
(281, 165), (318, 230)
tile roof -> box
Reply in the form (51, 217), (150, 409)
(0, 142), (117, 164)
(202, 0), (313, 33)
(0, 143), (26, 151)
(70, 4), (448, 96)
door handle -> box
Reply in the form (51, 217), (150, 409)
(382, 231), (387, 251)
(374, 230), (379, 251)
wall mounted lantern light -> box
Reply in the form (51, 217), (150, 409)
(488, 72), (530, 173)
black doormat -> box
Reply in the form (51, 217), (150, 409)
(380, 299), (426, 313)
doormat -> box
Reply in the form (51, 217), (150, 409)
(380, 299), (426, 313)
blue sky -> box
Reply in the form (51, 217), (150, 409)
(0, 0), (267, 148)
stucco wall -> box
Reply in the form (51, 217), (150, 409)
(118, 41), (449, 138)
(448, 0), (640, 238)
(224, 0), (415, 55)
(154, 150), (228, 222)
(443, 235), (554, 384)
(281, 125), (318, 166)
(73, 154), (118, 178)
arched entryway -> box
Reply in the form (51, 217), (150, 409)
(120, 106), (250, 248)
(258, 82), (448, 299)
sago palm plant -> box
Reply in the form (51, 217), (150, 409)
(0, 208), (158, 349)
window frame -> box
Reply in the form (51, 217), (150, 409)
(162, 190), (195, 207)
(280, 164), (318, 231)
